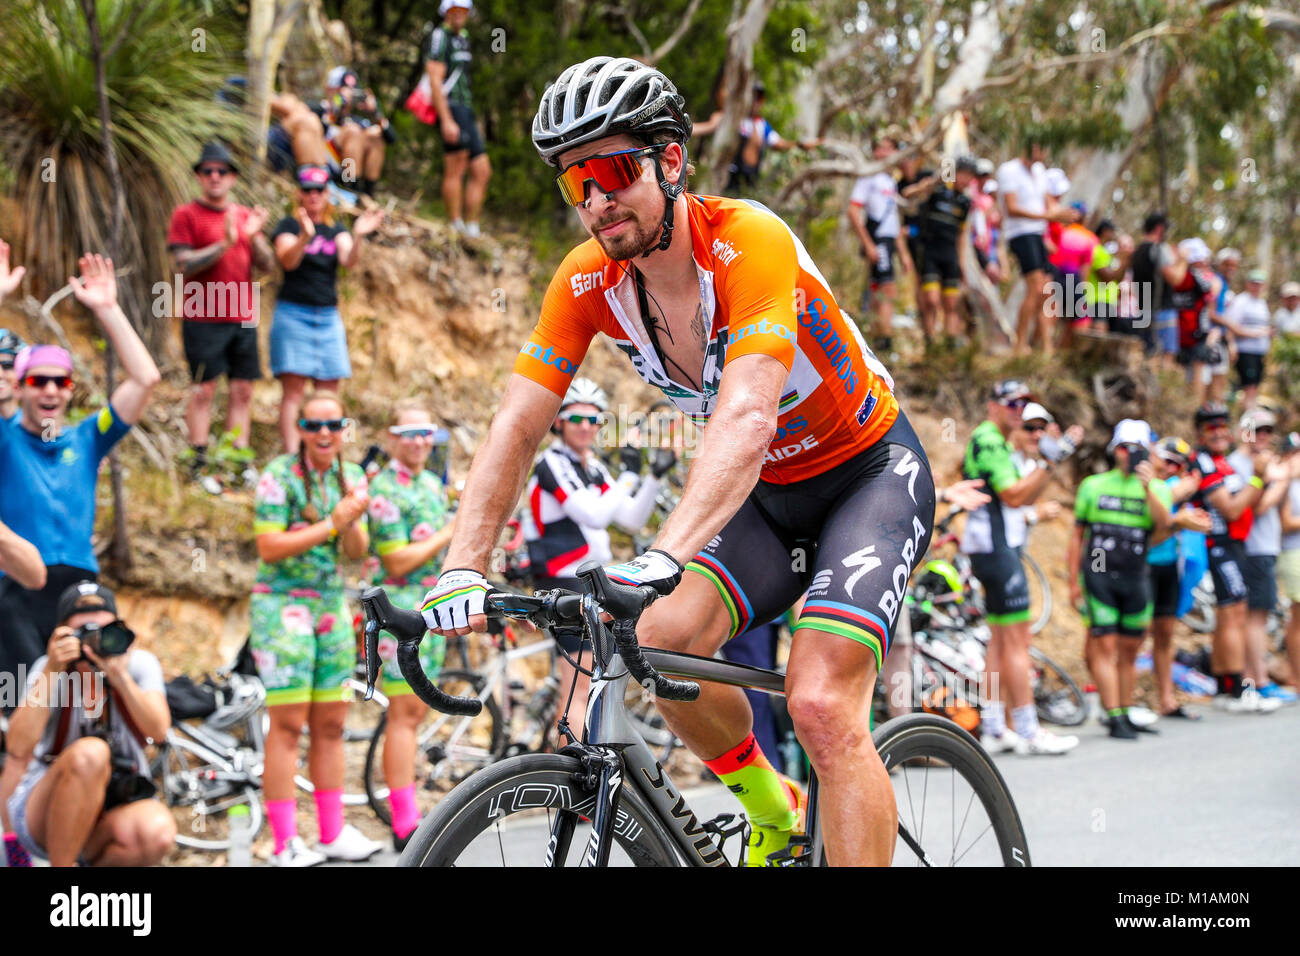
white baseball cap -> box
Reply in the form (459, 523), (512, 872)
(1108, 418), (1153, 452)
(439, 0), (472, 13)
(1044, 167), (1071, 197)
(1280, 281), (1300, 298)
(1022, 402), (1054, 424)
(1178, 237), (1211, 264)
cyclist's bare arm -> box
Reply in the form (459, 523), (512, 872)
(442, 374), (562, 577)
(999, 462), (1052, 508)
(651, 352), (785, 564)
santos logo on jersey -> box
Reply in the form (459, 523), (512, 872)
(570, 270), (604, 298)
(797, 297), (860, 396)
(519, 342), (578, 375)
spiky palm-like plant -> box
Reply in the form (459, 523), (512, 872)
(0, 0), (242, 353)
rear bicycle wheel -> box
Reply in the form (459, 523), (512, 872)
(1024, 552), (1053, 635)
(1029, 646), (1086, 727)
(400, 754), (683, 867)
(871, 713), (1030, 867)
(363, 669), (504, 826)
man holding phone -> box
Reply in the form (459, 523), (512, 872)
(1069, 420), (1173, 740)
(3, 582), (174, 867)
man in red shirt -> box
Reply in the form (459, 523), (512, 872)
(166, 143), (273, 479)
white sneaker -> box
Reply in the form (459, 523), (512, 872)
(979, 729), (1027, 755)
(1021, 728), (1079, 755)
(1128, 706), (1159, 727)
(1217, 690), (1281, 714)
(271, 837), (325, 867)
(465, 221), (481, 238)
(317, 824), (383, 862)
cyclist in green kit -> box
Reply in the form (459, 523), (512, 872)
(1069, 420), (1173, 740)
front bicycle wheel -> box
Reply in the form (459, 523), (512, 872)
(872, 713), (1030, 867)
(1030, 646), (1086, 727)
(400, 754), (683, 867)
(1024, 552), (1053, 635)
(363, 669), (504, 825)
(153, 738), (264, 852)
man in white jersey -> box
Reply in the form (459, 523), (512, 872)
(849, 133), (913, 355)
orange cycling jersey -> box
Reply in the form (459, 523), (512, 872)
(514, 193), (898, 484)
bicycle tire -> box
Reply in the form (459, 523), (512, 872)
(154, 738), (265, 852)
(1029, 646), (1087, 727)
(1024, 552), (1053, 635)
(399, 753), (683, 867)
(363, 669), (504, 826)
(870, 713), (1030, 867)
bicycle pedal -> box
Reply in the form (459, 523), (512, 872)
(702, 812), (750, 858)
(764, 834), (814, 868)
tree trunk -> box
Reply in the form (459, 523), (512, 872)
(79, 0), (132, 573)
(248, 0), (306, 163)
(700, 0), (779, 195)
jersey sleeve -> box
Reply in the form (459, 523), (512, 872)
(87, 404), (131, 461)
(1074, 477), (1094, 524)
(1194, 452), (1225, 495)
(717, 213), (799, 371)
(166, 205), (194, 250)
(254, 460), (293, 535)
(973, 430), (1019, 494)
(513, 251), (601, 397)
(849, 178), (869, 207)
(427, 27), (448, 64)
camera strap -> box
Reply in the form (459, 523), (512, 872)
(47, 673), (148, 761)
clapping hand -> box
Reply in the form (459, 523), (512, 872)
(224, 209), (239, 247)
(294, 206), (317, 240)
(353, 207), (384, 238)
(243, 205), (269, 239)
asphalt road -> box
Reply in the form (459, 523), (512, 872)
(350, 702), (1299, 867)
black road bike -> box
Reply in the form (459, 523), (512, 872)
(360, 563), (1031, 867)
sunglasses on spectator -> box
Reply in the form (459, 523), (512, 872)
(389, 425), (437, 439)
(298, 418), (350, 433)
(300, 185), (327, 194)
(198, 165), (232, 177)
(1202, 421), (1229, 432)
(562, 413), (603, 426)
(554, 146), (662, 207)
(1252, 426), (1276, 436)
(1000, 398), (1029, 410)
(24, 374), (74, 390)
(1023, 422), (1047, 433)
(0, 358), (14, 370)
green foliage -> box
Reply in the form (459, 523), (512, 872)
(0, 0), (239, 340)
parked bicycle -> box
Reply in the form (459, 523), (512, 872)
(360, 563), (1031, 867)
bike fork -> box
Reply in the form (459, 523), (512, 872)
(579, 748), (625, 868)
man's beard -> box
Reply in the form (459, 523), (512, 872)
(591, 209), (662, 261)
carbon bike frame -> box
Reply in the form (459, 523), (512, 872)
(549, 630), (821, 868)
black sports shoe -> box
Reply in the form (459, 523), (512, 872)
(393, 829), (413, 853)
(1108, 715), (1139, 740)
(1130, 716), (1160, 734)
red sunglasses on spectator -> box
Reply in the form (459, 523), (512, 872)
(24, 374), (74, 390)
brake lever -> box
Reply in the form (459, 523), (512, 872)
(363, 618), (382, 701)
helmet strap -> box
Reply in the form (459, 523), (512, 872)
(642, 146), (687, 258)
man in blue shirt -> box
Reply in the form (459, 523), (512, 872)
(0, 253), (160, 693)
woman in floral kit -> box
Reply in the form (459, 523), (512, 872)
(252, 392), (383, 866)
(366, 402), (454, 849)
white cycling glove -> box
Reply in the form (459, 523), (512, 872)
(604, 549), (684, 597)
(1039, 431), (1078, 463)
(421, 568), (489, 632)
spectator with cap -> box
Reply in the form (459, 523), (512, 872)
(996, 140), (1079, 357)
(167, 142), (273, 481)
(910, 156), (976, 343)
(969, 158), (1002, 283)
(1083, 219), (1133, 335)
(848, 132), (914, 356)
(1147, 437), (1213, 718)
(961, 380), (1081, 755)
(1227, 408), (1294, 701)
(425, 0), (490, 238)
(0, 255), (159, 712)
(1069, 419), (1173, 740)
(270, 165), (384, 453)
(1170, 238), (1219, 401)
(1273, 281), (1300, 337)
(1011, 403), (1064, 527)
(1220, 269), (1272, 408)
(3, 581), (173, 867)
(1188, 402), (1278, 712)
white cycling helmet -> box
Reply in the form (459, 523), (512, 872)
(532, 57), (691, 167)
(560, 377), (608, 412)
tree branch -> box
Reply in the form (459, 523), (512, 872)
(648, 0), (704, 65)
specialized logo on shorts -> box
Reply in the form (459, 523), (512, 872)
(711, 237), (742, 266)
(892, 450), (922, 504)
(856, 390), (878, 426)
(519, 341), (578, 375)
(570, 269), (604, 298)
(797, 297), (859, 395)
(706, 535), (722, 552)
(808, 568), (834, 597)
(841, 547), (882, 600)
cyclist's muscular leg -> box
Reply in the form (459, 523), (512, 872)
(786, 633), (893, 865)
(637, 571), (752, 758)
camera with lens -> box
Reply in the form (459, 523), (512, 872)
(75, 619), (136, 659)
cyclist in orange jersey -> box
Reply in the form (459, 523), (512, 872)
(418, 58), (934, 866)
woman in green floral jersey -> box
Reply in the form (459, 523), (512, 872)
(252, 392), (382, 866)
(365, 402), (454, 847)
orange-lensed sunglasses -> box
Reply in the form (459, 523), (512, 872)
(554, 146), (661, 207)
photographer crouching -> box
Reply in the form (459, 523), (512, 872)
(3, 582), (174, 866)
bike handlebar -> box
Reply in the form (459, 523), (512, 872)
(360, 562), (701, 715)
